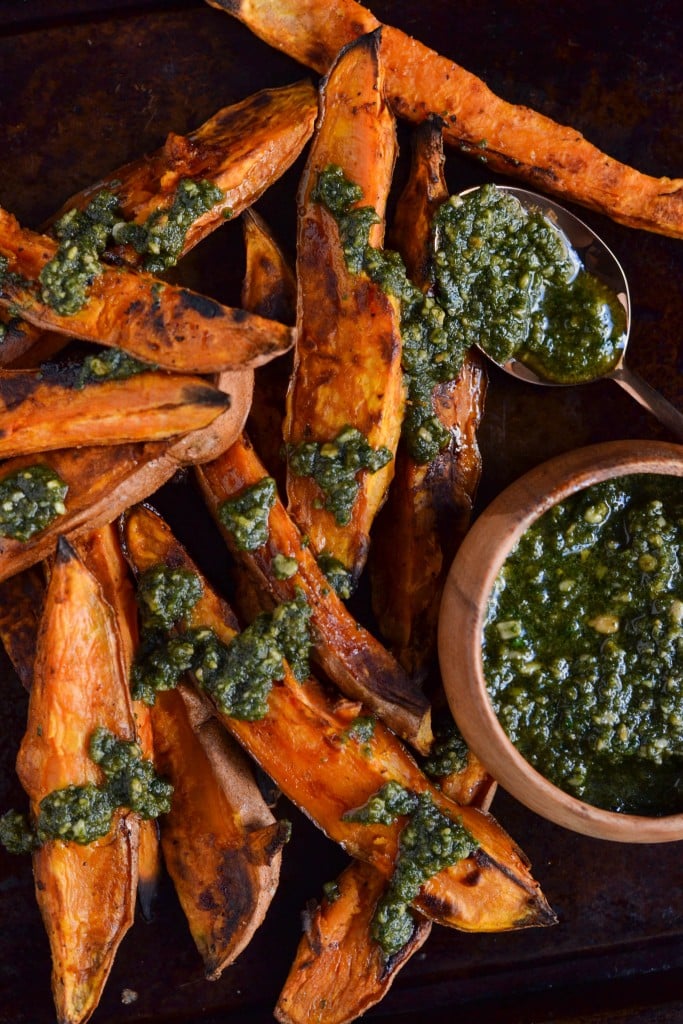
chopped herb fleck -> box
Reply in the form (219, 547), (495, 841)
(218, 477), (277, 551)
(0, 464), (68, 542)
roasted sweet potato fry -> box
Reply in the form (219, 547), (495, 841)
(196, 435), (432, 754)
(283, 31), (404, 579)
(122, 503), (556, 934)
(242, 209), (296, 493)
(276, 858), (432, 1024)
(0, 366), (230, 459)
(55, 81), (317, 264)
(0, 206), (293, 374)
(0, 368), (252, 583)
(150, 684), (288, 978)
(209, 0), (683, 238)
(370, 119), (487, 679)
(15, 538), (138, 1024)
(75, 524), (162, 919)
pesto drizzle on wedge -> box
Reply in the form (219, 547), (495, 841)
(130, 563), (312, 718)
(0, 464), (68, 541)
(343, 781), (478, 958)
(0, 727), (172, 851)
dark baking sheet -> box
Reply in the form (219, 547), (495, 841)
(1, 1), (682, 1022)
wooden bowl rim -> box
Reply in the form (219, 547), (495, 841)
(437, 439), (683, 843)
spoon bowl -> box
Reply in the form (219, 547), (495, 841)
(460, 185), (683, 439)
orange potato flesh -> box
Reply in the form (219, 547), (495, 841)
(275, 859), (432, 1024)
(283, 31), (404, 579)
(75, 524), (162, 918)
(0, 368), (230, 459)
(208, 0), (683, 238)
(121, 503), (556, 934)
(15, 538), (138, 1024)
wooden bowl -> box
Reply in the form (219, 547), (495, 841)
(438, 439), (683, 843)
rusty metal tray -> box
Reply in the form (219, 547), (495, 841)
(1, 1), (682, 1022)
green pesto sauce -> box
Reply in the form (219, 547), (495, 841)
(288, 425), (392, 526)
(483, 474), (683, 816)
(312, 165), (469, 465)
(342, 715), (376, 745)
(420, 713), (469, 779)
(136, 564), (204, 631)
(131, 564), (312, 718)
(272, 553), (298, 580)
(38, 179), (224, 315)
(112, 179), (225, 275)
(39, 190), (120, 316)
(344, 781), (477, 958)
(217, 477), (277, 551)
(39, 347), (151, 390)
(432, 185), (627, 384)
(313, 168), (626, 463)
(317, 552), (354, 599)
(0, 727), (172, 851)
(0, 464), (68, 541)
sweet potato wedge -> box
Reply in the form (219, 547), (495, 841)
(122, 503), (555, 934)
(0, 368), (252, 583)
(283, 31), (404, 579)
(75, 524), (162, 919)
(0, 366), (230, 458)
(370, 119), (487, 679)
(150, 684), (288, 978)
(15, 538), (138, 1024)
(196, 434), (432, 754)
(209, 0), (683, 238)
(0, 206), (293, 374)
(275, 719), (494, 1024)
(242, 209), (296, 493)
(275, 858), (431, 1024)
(54, 81), (317, 264)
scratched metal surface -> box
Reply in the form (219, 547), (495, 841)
(0, 1), (682, 1022)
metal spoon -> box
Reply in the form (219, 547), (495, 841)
(460, 184), (683, 441)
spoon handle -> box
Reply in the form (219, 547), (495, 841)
(610, 365), (683, 442)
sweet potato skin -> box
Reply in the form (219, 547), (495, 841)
(284, 31), (404, 578)
(150, 684), (287, 979)
(0, 564), (44, 689)
(210, 0), (683, 238)
(15, 538), (138, 1024)
(122, 503), (555, 935)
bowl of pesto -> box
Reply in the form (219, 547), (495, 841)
(438, 440), (683, 842)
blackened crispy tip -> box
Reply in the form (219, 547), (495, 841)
(183, 384), (232, 408)
(55, 535), (76, 564)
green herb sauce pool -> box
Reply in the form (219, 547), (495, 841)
(483, 474), (683, 815)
